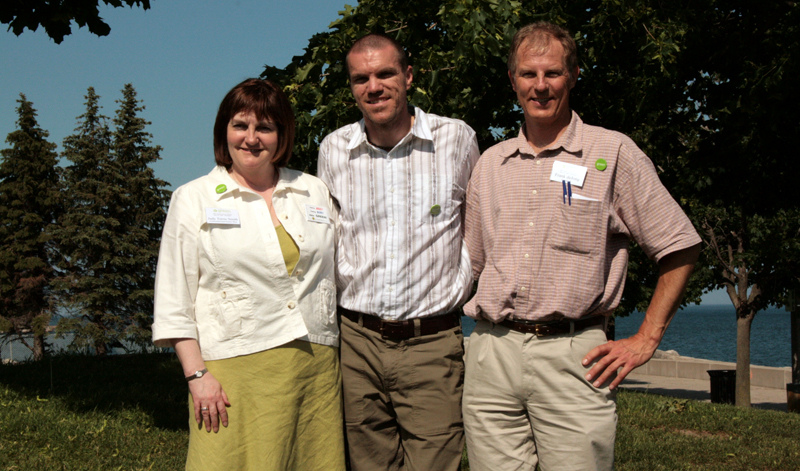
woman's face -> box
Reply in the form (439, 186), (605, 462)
(226, 111), (279, 177)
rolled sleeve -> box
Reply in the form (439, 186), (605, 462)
(152, 188), (201, 347)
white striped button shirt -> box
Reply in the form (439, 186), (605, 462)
(318, 107), (480, 320)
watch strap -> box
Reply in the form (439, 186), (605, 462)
(185, 368), (208, 382)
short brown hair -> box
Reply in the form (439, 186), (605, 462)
(346, 33), (409, 77)
(508, 22), (578, 78)
(213, 78), (296, 169)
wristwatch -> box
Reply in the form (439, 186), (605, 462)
(185, 368), (208, 382)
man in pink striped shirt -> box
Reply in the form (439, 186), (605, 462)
(462, 22), (701, 470)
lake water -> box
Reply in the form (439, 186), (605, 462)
(461, 304), (793, 368)
(4, 305), (792, 367)
(1, 333), (144, 363)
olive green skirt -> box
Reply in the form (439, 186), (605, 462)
(186, 340), (345, 471)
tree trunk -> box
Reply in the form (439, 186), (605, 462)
(735, 308), (755, 407)
(32, 333), (45, 361)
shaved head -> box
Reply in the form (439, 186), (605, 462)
(346, 33), (408, 77)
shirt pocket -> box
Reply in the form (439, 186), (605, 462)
(549, 198), (602, 256)
(199, 286), (257, 342)
(316, 278), (337, 326)
(412, 174), (453, 224)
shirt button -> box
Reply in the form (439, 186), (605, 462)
(520, 286), (527, 291)
(221, 291), (226, 299)
(528, 222), (534, 227)
(281, 214), (288, 220)
(287, 301), (296, 309)
(391, 220), (396, 226)
(536, 160), (542, 165)
(524, 254), (529, 259)
(295, 269), (303, 276)
(532, 190), (538, 195)
(390, 188), (395, 193)
(297, 235), (304, 242)
(387, 287), (394, 292)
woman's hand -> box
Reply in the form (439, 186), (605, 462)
(189, 372), (231, 433)
(171, 338), (232, 433)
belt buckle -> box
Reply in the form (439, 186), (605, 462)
(380, 319), (414, 340)
(534, 324), (543, 337)
(379, 321), (389, 339)
(379, 320), (399, 340)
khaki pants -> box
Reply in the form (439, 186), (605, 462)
(340, 314), (465, 471)
(463, 320), (616, 471)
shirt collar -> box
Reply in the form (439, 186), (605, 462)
(345, 106), (434, 151)
(500, 110), (584, 158)
(206, 165), (307, 201)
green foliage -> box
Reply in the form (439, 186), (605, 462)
(54, 86), (170, 355)
(109, 84), (170, 348)
(657, 0), (800, 405)
(1, 0), (152, 44)
(0, 95), (63, 361)
(261, 0), (703, 313)
(264, 0), (800, 324)
(262, 0), (565, 172)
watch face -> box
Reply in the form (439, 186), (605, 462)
(195, 370), (204, 378)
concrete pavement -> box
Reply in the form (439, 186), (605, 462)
(619, 351), (793, 412)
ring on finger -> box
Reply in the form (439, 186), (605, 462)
(201, 407), (209, 412)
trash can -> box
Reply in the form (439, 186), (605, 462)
(788, 383), (800, 413)
(707, 370), (736, 404)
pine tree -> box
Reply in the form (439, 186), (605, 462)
(55, 85), (169, 355)
(110, 84), (170, 349)
(54, 87), (117, 355)
(0, 95), (63, 361)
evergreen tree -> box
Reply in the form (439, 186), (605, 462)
(110, 84), (170, 349)
(55, 86), (169, 355)
(0, 95), (62, 361)
(54, 87), (117, 355)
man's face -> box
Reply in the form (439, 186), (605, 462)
(509, 37), (578, 133)
(347, 45), (413, 132)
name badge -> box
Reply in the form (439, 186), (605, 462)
(550, 160), (588, 187)
(305, 204), (330, 224)
(205, 208), (240, 225)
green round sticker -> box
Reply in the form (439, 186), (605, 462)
(430, 204), (441, 216)
(215, 184), (227, 194)
(595, 159), (608, 171)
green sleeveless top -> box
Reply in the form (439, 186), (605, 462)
(275, 224), (299, 275)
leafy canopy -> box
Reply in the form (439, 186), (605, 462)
(1, 0), (151, 44)
(263, 0), (799, 317)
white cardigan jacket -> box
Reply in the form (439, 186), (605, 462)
(152, 166), (338, 361)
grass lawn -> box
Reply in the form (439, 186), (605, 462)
(2, 353), (800, 470)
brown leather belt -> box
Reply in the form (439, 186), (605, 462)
(340, 308), (460, 340)
(499, 316), (605, 337)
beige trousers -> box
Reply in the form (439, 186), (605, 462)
(463, 320), (616, 471)
(339, 314), (465, 471)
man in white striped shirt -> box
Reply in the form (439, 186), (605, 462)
(317, 33), (480, 471)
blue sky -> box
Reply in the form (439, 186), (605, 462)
(1, 0), (349, 190)
(0, 1), (731, 306)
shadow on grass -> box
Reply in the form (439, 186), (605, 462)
(0, 352), (187, 430)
